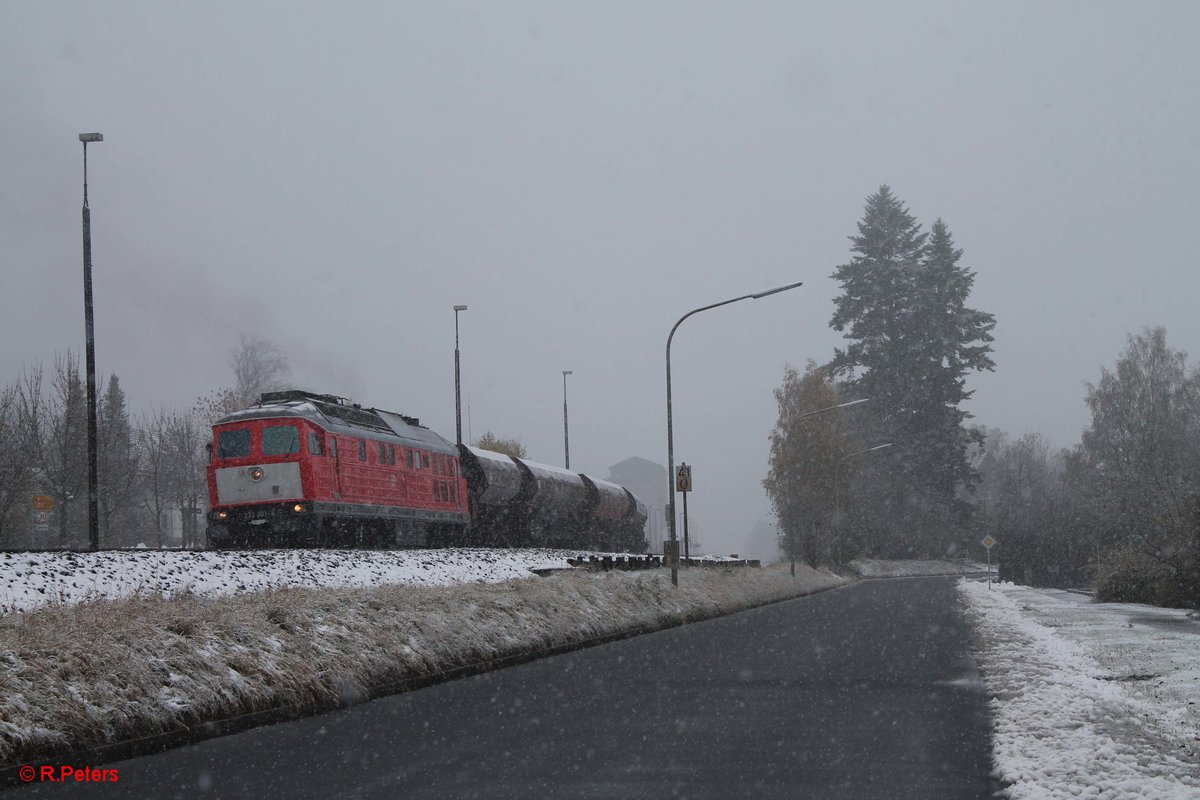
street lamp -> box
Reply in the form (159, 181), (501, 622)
(453, 305), (467, 447)
(79, 132), (103, 551)
(562, 370), (573, 469)
(834, 442), (895, 565)
(665, 279), (804, 585)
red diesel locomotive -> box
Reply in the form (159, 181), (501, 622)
(205, 390), (647, 550)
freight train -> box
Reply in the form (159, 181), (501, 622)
(205, 390), (648, 551)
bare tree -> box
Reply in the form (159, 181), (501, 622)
(473, 432), (527, 459)
(39, 354), (86, 547)
(763, 361), (858, 570)
(137, 410), (174, 549)
(165, 409), (207, 548)
(195, 387), (244, 425)
(1077, 328), (1200, 604)
(0, 383), (37, 545)
(229, 334), (290, 407)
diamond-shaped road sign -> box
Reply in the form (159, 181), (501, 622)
(981, 535), (996, 550)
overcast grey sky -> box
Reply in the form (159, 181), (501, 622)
(3, 1), (1198, 554)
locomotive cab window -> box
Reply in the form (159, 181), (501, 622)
(216, 428), (251, 459)
(307, 432), (324, 456)
(262, 425), (300, 455)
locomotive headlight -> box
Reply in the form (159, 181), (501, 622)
(292, 503), (304, 513)
(217, 511), (228, 520)
(248, 467), (265, 482)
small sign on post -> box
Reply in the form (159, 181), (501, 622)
(676, 463), (693, 562)
(675, 464), (692, 493)
(981, 535), (997, 588)
(32, 496), (53, 533)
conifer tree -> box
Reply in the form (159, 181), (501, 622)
(827, 187), (994, 555)
(97, 375), (140, 546)
(907, 219), (995, 508)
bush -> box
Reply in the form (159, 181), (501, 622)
(1096, 545), (1200, 609)
(1096, 547), (1168, 605)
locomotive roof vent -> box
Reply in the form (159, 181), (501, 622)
(259, 389), (348, 406)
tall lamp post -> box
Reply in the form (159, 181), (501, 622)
(562, 370), (573, 469)
(453, 305), (468, 446)
(834, 442), (894, 565)
(665, 279), (804, 586)
(79, 132), (103, 552)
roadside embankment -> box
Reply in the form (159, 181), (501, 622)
(0, 562), (847, 776)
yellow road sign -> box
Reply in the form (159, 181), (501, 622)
(676, 464), (692, 493)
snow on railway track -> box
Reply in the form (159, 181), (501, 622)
(0, 548), (605, 614)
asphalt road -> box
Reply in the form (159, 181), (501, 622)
(13, 576), (999, 799)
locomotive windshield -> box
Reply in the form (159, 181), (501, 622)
(262, 425), (300, 455)
(216, 428), (250, 459)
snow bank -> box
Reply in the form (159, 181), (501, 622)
(959, 579), (1200, 799)
(853, 558), (990, 577)
(0, 563), (846, 768)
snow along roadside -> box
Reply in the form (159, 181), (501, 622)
(958, 579), (1200, 799)
(0, 564), (846, 771)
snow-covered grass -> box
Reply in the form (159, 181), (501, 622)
(0, 548), (615, 614)
(0, 556), (846, 767)
(959, 579), (1200, 799)
(852, 557), (990, 577)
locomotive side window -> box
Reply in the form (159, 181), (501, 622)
(422, 453), (431, 469)
(307, 432), (324, 456)
(216, 428), (250, 459)
(388, 445), (396, 465)
(358, 439), (366, 461)
(377, 441), (387, 464)
(262, 425), (300, 455)
(406, 449), (415, 469)
(330, 437), (338, 458)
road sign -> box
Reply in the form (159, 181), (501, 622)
(981, 535), (995, 550)
(676, 464), (692, 493)
(32, 495), (54, 511)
